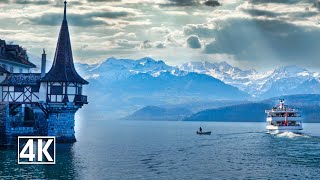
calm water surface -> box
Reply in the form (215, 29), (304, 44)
(1, 120), (320, 179)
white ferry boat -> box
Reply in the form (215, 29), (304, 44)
(265, 99), (303, 133)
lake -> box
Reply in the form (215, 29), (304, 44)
(1, 120), (320, 179)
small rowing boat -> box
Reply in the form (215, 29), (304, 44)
(196, 131), (211, 135)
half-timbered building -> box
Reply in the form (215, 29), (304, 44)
(0, 0), (88, 144)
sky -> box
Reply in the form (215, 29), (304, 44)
(1, 0), (320, 71)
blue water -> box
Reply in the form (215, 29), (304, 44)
(1, 120), (320, 179)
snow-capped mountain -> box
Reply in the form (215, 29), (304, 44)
(178, 61), (259, 94)
(257, 66), (320, 98)
(30, 53), (320, 100)
(60, 56), (320, 118)
(179, 61), (320, 98)
(86, 57), (186, 80)
(87, 57), (248, 100)
(81, 57), (249, 118)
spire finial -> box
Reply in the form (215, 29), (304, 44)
(43, 48), (46, 54)
(64, 0), (67, 20)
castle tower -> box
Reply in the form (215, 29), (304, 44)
(40, 1), (88, 142)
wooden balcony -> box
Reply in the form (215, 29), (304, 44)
(74, 95), (88, 104)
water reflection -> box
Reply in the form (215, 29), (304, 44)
(0, 144), (77, 179)
(1, 121), (320, 179)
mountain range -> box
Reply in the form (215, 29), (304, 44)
(81, 57), (249, 118)
(179, 61), (320, 98)
(77, 57), (320, 99)
(127, 94), (320, 123)
(29, 56), (320, 119)
(184, 94), (320, 123)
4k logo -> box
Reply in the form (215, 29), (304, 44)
(18, 136), (56, 164)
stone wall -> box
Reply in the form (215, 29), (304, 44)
(0, 104), (48, 146)
(9, 127), (34, 135)
(34, 108), (48, 136)
(1, 102), (80, 145)
(0, 102), (9, 145)
(47, 109), (77, 143)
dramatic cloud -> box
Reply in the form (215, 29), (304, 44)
(87, 0), (121, 2)
(166, 0), (198, 6)
(30, 10), (132, 26)
(165, 0), (221, 7)
(204, 0), (220, 7)
(31, 13), (104, 26)
(186, 35), (201, 49)
(13, 0), (50, 5)
(2, 0), (320, 70)
(248, 0), (301, 4)
(204, 18), (320, 67)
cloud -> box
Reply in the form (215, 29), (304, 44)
(164, 0), (221, 7)
(7, 0), (83, 6)
(204, 0), (220, 7)
(87, 0), (121, 2)
(248, 0), (301, 4)
(149, 27), (170, 34)
(203, 17), (320, 67)
(88, 11), (131, 19)
(166, 0), (198, 6)
(81, 44), (89, 49)
(183, 23), (218, 38)
(242, 8), (280, 18)
(139, 40), (167, 49)
(13, 0), (50, 5)
(186, 35), (201, 48)
(115, 39), (139, 49)
(30, 10), (132, 26)
(30, 13), (105, 26)
(155, 42), (166, 48)
(3, 0), (320, 71)
(140, 40), (153, 49)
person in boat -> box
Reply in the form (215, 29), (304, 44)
(199, 127), (202, 133)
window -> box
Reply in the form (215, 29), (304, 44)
(10, 67), (14, 73)
(19, 68), (23, 73)
(78, 87), (82, 95)
(31, 86), (39, 92)
(50, 86), (63, 95)
(14, 86), (24, 92)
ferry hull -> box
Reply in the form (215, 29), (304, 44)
(266, 125), (302, 133)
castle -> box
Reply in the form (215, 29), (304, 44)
(0, 1), (88, 145)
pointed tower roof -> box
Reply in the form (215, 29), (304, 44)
(41, 1), (88, 84)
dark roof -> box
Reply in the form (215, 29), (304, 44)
(0, 52), (36, 68)
(6, 45), (19, 51)
(0, 40), (36, 68)
(0, 73), (41, 86)
(0, 66), (9, 73)
(41, 2), (88, 84)
(0, 40), (5, 46)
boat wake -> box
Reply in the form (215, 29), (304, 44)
(275, 132), (309, 138)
